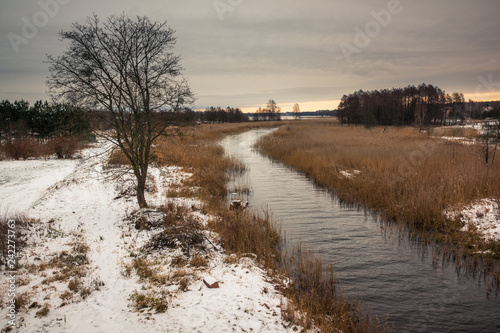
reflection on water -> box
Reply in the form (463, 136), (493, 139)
(222, 128), (500, 333)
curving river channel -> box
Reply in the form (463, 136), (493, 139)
(221, 128), (500, 333)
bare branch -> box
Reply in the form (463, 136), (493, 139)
(47, 14), (195, 207)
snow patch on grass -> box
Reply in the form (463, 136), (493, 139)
(445, 198), (500, 241)
(339, 169), (361, 179)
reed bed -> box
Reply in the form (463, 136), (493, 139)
(256, 121), (500, 256)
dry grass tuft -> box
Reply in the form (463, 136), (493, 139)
(189, 253), (209, 268)
(129, 291), (169, 313)
(14, 292), (30, 311)
(34, 304), (50, 318)
(0, 216), (30, 268)
(209, 209), (281, 270)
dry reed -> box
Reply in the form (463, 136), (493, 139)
(256, 121), (500, 256)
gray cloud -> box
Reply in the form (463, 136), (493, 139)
(1, 0), (500, 111)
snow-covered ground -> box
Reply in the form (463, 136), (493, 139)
(445, 199), (500, 242)
(0, 141), (297, 332)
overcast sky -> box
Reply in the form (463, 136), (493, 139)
(1, 0), (500, 112)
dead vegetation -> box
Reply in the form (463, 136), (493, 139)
(0, 136), (85, 160)
(257, 122), (500, 251)
(0, 216), (30, 268)
(129, 290), (169, 313)
(1, 218), (96, 320)
(149, 123), (388, 332)
(257, 120), (500, 290)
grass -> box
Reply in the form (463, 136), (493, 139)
(152, 122), (388, 332)
(0, 216), (30, 268)
(256, 120), (500, 277)
(129, 291), (169, 313)
(34, 304), (50, 318)
(280, 246), (386, 331)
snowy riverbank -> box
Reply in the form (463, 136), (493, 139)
(0, 141), (297, 332)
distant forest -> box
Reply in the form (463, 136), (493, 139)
(195, 107), (249, 123)
(0, 99), (91, 141)
(337, 83), (498, 127)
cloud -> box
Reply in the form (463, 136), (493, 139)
(1, 0), (500, 108)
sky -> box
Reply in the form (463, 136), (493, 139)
(1, 0), (500, 113)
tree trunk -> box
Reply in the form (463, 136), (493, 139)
(137, 175), (148, 208)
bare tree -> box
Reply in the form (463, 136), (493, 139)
(47, 14), (194, 207)
(264, 100), (281, 121)
(292, 103), (301, 120)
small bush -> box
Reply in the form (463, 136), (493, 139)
(129, 291), (168, 313)
(49, 136), (80, 159)
(35, 304), (50, 317)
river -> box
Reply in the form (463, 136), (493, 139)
(221, 128), (500, 332)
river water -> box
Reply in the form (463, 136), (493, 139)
(221, 128), (500, 332)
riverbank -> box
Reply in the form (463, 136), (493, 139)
(153, 123), (388, 332)
(0, 123), (386, 332)
(256, 120), (500, 280)
(0, 139), (299, 332)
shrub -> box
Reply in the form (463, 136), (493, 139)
(49, 136), (80, 159)
(2, 138), (46, 160)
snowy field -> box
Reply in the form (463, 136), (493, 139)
(0, 142), (297, 332)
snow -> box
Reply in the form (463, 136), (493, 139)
(0, 141), (297, 332)
(338, 169), (361, 179)
(0, 159), (77, 215)
(445, 198), (500, 241)
(437, 136), (477, 145)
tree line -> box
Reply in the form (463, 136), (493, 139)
(196, 107), (249, 123)
(0, 99), (91, 141)
(337, 83), (467, 127)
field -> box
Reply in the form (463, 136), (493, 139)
(257, 120), (500, 260)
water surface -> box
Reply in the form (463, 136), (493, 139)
(221, 128), (500, 332)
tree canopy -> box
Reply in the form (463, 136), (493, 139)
(47, 14), (194, 207)
(337, 83), (466, 127)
